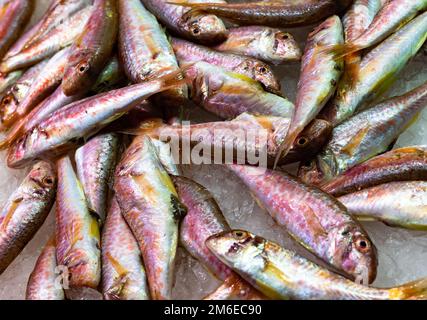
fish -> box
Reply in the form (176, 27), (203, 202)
(119, 0), (187, 105)
(141, 0), (227, 44)
(6, 70), (186, 168)
(321, 146), (427, 196)
(75, 133), (121, 223)
(181, 61), (294, 119)
(114, 136), (187, 299)
(327, 0), (427, 58)
(0, 0), (34, 60)
(173, 175), (265, 300)
(227, 164), (378, 283)
(306, 81), (427, 185)
(5, 0), (92, 59)
(62, 0), (118, 96)
(170, 0), (347, 28)
(26, 237), (65, 300)
(172, 37), (281, 94)
(0, 161), (56, 275)
(0, 61), (48, 132)
(135, 114), (289, 166)
(0, 5), (93, 73)
(339, 181), (427, 231)
(320, 12), (427, 126)
(207, 230), (427, 300)
(55, 155), (101, 289)
(275, 15), (343, 165)
(0, 55), (127, 150)
(203, 274), (266, 300)
(102, 197), (150, 300)
(213, 26), (301, 65)
(2, 47), (71, 130)
(137, 114), (330, 166)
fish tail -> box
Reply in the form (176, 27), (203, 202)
(390, 278), (427, 300)
(319, 43), (362, 60)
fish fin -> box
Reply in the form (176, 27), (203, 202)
(167, 1), (209, 16)
(319, 43), (362, 61)
(273, 129), (299, 169)
(340, 126), (370, 156)
(117, 118), (166, 136)
(204, 274), (266, 300)
(106, 252), (129, 279)
(104, 252), (130, 300)
(389, 278), (427, 300)
(300, 202), (328, 241)
(0, 198), (22, 230)
(344, 54), (361, 85)
(158, 65), (192, 91)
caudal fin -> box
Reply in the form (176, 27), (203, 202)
(390, 277), (427, 300)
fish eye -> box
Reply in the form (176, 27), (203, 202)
(232, 230), (247, 240)
(258, 66), (267, 74)
(2, 96), (11, 105)
(77, 62), (89, 74)
(281, 33), (289, 40)
(297, 136), (308, 146)
(42, 176), (54, 187)
(354, 236), (370, 253)
(192, 26), (200, 35)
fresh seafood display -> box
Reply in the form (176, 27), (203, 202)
(0, 0), (425, 301)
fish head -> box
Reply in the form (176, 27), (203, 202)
(234, 59), (281, 94)
(328, 223), (378, 284)
(184, 14), (227, 44)
(206, 230), (264, 265)
(6, 131), (32, 168)
(273, 31), (301, 62)
(62, 51), (96, 96)
(29, 161), (57, 192)
(0, 91), (19, 127)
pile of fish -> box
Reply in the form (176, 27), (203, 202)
(0, 0), (426, 300)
